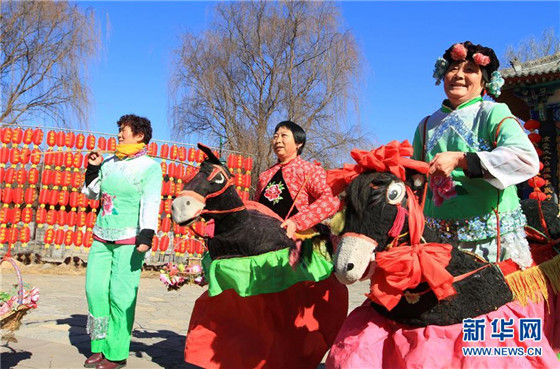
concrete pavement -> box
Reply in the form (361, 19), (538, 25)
(1, 271), (370, 369)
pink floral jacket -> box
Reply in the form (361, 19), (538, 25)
(256, 156), (340, 231)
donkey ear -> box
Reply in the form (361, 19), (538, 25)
(197, 143), (221, 165)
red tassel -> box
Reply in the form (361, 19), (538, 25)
(388, 204), (408, 238)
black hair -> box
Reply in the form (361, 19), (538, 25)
(443, 41), (500, 83)
(274, 120), (306, 155)
(116, 114), (153, 144)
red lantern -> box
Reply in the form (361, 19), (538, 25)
(64, 152), (74, 167)
(84, 230), (93, 248)
(69, 191), (79, 208)
(30, 148), (41, 165)
(1, 127), (12, 145)
(86, 212), (96, 228)
(65, 132), (75, 148)
(16, 168), (27, 184)
(64, 230), (74, 248)
(13, 188), (24, 205)
(48, 189), (59, 206)
(8, 228), (19, 245)
(160, 144), (169, 159)
(73, 230), (84, 247)
(98, 137), (107, 151)
(170, 145), (179, 160)
(86, 135), (96, 150)
(0, 207), (9, 224)
(528, 176), (546, 188)
(195, 239), (204, 254)
(55, 131), (65, 147)
(71, 172), (82, 188)
(108, 137), (116, 151)
(160, 217), (171, 233)
(0, 147), (9, 164)
(20, 227), (31, 245)
(73, 152), (84, 169)
(54, 151), (64, 168)
(44, 228), (55, 247)
(24, 188), (36, 205)
(196, 149), (205, 163)
(28, 168), (39, 185)
(524, 119), (540, 131)
(186, 238), (195, 254)
(76, 133), (85, 150)
(77, 212), (86, 227)
(151, 236), (159, 253)
(168, 162), (176, 178)
(41, 169), (53, 186)
(78, 193), (89, 208)
(67, 211), (77, 227)
(159, 235), (169, 253)
(23, 129), (33, 145)
(178, 146), (187, 161)
(32, 129), (44, 146)
(160, 162), (167, 178)
(188, 147), (196, 162)
(9, 147), (20, 164)
(11, 127), (23, 145)
(46, 209), (57, 226)
(528, 133), (542, 144)
(22, 207), (33, 224)
(530, 191), (548, 201)
(148, 142), (158, 156)
(244, 157), (253, 172)
(2, 187), (13, 204)
(36, 208), (46, 225)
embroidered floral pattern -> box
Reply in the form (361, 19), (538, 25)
(429, 176), (457, 206)
(425, 205), (527, 242)
(101, 193), (118, 217)
(264, 182), (285, 204)
(426, 111), (492, 154)
(87, 313), (109, 340)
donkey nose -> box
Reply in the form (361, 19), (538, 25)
(346, 263), (354, 271)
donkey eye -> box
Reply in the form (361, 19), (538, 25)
(213, 173), (225, 184)
(386, 182), (405, 205)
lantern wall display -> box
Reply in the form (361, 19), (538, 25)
(0, 126), (254, 264)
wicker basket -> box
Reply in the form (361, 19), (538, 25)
(0, 258), (31, 332)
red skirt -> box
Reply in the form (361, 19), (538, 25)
(184, 274), (348, 369)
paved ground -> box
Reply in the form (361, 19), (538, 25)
(0, 271), (370, 369)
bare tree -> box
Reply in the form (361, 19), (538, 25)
(504, 27), (560, 63)
(170, 1), (365, 177)
(0, 0), (101, 127)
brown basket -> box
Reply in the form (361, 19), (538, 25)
(0, 258), (31, 332)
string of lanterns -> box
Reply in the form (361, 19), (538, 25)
(0, 126), (253, 261)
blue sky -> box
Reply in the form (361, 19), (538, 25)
(81, 1), (560, 148)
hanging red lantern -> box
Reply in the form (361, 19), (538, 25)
(173, 237), (182, 253)
(195, 239), (204, 255)
(1, 127), (12, 145)
(2, 187), (13, 204)
(78, 193), (89, 208)
(54, 228), (65, 247)
(524, 119), (540, 131)
(528, 133), (542, 144)
(196, 149), (206, 163)
(77, 212), (86, 228)
(44, 228), (55, 247)
(28, 168), (39, 185)
(160, 144), (169, 159)
(48, 189), (59, 207)
(58, 191), (69, 208)
(38, 189), (49, 206)
(179, 146), (187, 161)
(244, 156), (253, 172)
(16, 168), (27, 184)
(108, 137), (116, 151)
(73, 230), (84, 247)
(186, 238), (195, 254)
(0, 207), (9, 224)
(148, 142), (158, 156)
(19, 147), (30, 165)
(175, 165), (184, 181)
(69, 191), (79, 209)
(53, 170), (63, 187)
(12, 208), (21, 224)
(64, 230), (74, 248)
(8, 228), (19, 245)
(168, 163), (176, 179)
(30, 148), (41, 165)
(73, 154), (84, 170)
(24, 188), (36, 205)
(46, 209), (57, 226)
(86, 135), (96, 150)
(530, 191), (548, 201)
(54, 151), (64, 168)
(75, 133), (85, 150)
(20, 227), (31, 246)
(0, 228), (6, 244)
(5, 167), (15, 184)
(62, 172), (72, 188)
(84, 230), (93, 248)
(23, 129), (33, 145)
(41, 169), (53, 187)
(36, 208), (46, 226)
(64, 132), (75, 149)
(64, 152), (73, 168)
(11, 127), (23, 145)
(32, 129), (44, 146)
(86, 212), (96, 229)
(160, 162), (167, 177)
(10, 147), (20, 164)
(528, 176), (546, 188)
(22, 207), (33, 224)
(0, 147), (9, 164)
(160, 217), (171, 233)
(170, 145), (179, 160)
(159, 235), (169, 253)
(98, 136), (107, 151)
(188, 147), (196, 162)
(151, 236), (159, 253)
(54, 131), (64, 147)
(539, 162), (544, 171)
(13, 188), (24, 205)
(67, 211), (77, 227)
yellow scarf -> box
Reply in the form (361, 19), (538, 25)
(115, 143), (146, 160)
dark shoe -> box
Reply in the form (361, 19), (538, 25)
(96, 358), (127, 369)
(84, 353), (104, 368)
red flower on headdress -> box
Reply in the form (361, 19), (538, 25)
(473, 52), (490, 66)
(450, 43), (468, 61)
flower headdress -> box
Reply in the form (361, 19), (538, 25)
(433, 41), (503, 96)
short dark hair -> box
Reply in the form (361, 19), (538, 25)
(275, 120), (306, 155)
(442, 41), (500, 83)
(116, 114), (152, 144)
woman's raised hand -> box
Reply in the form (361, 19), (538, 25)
(428, 151), (467, 177)
(88, 149), (103, 166)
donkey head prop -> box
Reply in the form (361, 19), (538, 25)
(327, 141), (512, 326)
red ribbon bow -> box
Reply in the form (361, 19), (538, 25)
(326, 140), (429, 196)
(367, 242), (456, 311)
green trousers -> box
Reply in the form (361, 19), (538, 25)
(85, 240), (145, 361)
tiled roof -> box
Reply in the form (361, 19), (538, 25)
(500, 53), (560, 79)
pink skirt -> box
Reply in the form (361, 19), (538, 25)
(327, 290), (559, 369)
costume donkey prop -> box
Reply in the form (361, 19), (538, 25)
(171, 143), (348, 369)
(327, 140), (513, 326)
